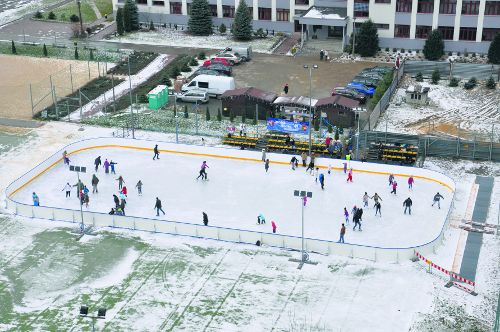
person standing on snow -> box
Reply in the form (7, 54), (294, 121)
(110, 161), (118, 174)
(353, 208), (363, 231)
(94, 156), (102, 172)
(301, 152), (307, 167)
(203, 212), (208, 226)
(265, 159), (270, 173)
(388, 174), (394, 186)
(103, 159), (110, 174)
(271, 221), (277, 233)
(196, 161), (209, 180)
(91, 174), (99, 193)
(390, 180), (398, 195)
(283, 83), (289, 95)
(432, 192), (444, 209)
(153, 144), (160, 160)
(319, 173), (325, 190)
(408, 176), (415, 190)
(343, 207), (349, 224)
(351, 205), (358, 223)
(338, 224), (346, 243)
(136, 180), (143, 195)
(403, 197), (412, 215)
(62, 182), (72, 198)
(363, 192), (369, 207)
(116, 176), (125, 190)
(314, 167), (319, 182)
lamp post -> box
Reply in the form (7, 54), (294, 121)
(303, 64), (318, 156)
(194, 100), (200, 135)
(127, 55), (135, 138)
(289, 190), (317, 269)
(79, 305), (106, 332)
(351, 17), (356, 58)
(353, 107), (366, 160)
(76, 0), (84, 37)
(175, 114), (179, 143)
(69, 165), (86, 234)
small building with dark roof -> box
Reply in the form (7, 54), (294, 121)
(315, 95), (359, 128)
(221, 87), (278, 120)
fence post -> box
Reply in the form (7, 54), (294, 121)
(490, 124), (494, 161)
(456, 123), (460, 157)
(69, 64), (74, 93)
(473, 135), (476, 159)
(79, 89), (83, 120)
(87, 61), (91, 80)
(112, 73), (116, 113)
(29, 83), (34, 117)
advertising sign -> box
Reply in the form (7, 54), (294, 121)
(266, 118), (309, 135)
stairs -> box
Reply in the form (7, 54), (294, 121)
(272, 33), (301, 55)
(256, 136), (269, 151)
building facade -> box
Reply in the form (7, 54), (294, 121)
(113, 0), (499, 53)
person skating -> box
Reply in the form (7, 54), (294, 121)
(371, 193), (382, 206)
(338, 224), (346, 243)
(121, 186), (128, 197)
(353, 208), (363, 231)
(432, 192), (444, 209)
(62, 182), (72, 198)
(83, 185), (89, 195)
(196, 161), (209, 180)
(351, 205), (358, 223)
(343, 162), (347, 174)
(343, 207), (349, 224)
(408, 176), (415, 190)
(113, 194), (120, 209)
(136, 180), (143, 195)
(103, 159), (110, 174)
(271, 221), (277, 233)
(261, 149), (266, 162)
(73, 180), (84, 199)
(306, 160), (315, 174)
(79, 190), (85, 206)
(94, 156), (102, 172)
(63, 154), (70, 166)
(374, 201), (382, 217)
(390, 180), (398, 195)
(290, 156), (298, 170)
(301, 152), (307, 167)
(388, 174), (394, 186)
(116, 176), (125, 190)
(153, 144), (160, 160)
(154, 197), (165, 216)
(403, 197), (412, 215)
(110, 161), (118, 174)
(91, 174), (99, 193)
(327, 164), (332, 175)
(257, 213), (266, 224)
(319, 173), (325, 190)
(84, 193), (90, 208)
(314, 167), (319, 182)
(203, 212), (208, 226)
(363, 192), (369, 207)
(120, 199), (126, 215)
(32, 192), (40, 206)
(265, 159), (270, 173)
(346, 168), (353, 182)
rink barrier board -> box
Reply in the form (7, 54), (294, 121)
(5, 137), (456, 263)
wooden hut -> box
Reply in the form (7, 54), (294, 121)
(221, 87), (278, 120)
(315, 95), (359, 128)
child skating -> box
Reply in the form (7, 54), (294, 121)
(346, 168), (353, 182)
(362, 192), (369, 207)
(196, 161), (209, 180)
(390, 180), (398, 195)
(408, 176), (414, 190)
(265, 159), (270, 173)
(343, 207), (349, 224)
(136, 180), (143, 195)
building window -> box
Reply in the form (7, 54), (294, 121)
(396, 0), (412, 12)
(258, 7), (271, 20)
(187, 3), (192, 14)
(438, 26), (454, 40)
(459, 27), (477, 40)
(483, 28), (500, 40)
(137, 0), (148, 4)
(152, 0), (164, 5)
(295, 0), (309, 5)
(276, 9), (289, 21)
(416, 25), (431, 38)
(461, 0), (480, 14)
(170, 2), (182, 14)
(248, 7), (253, 17)
(439, 0), (456, 13)
(354, 0), (369, 17)
(417, 0), (433, 13)
(374, 23), (390, 29)
(223, 5), (235, 17)
(485, 1), (500, 15)
(375, 0), (391, 3)
(209, 4), (217, 16)
(394, 24), (410, 37)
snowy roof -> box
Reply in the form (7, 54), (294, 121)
(298, 6), (348, 26)
(148, 85), (167, 95)
(273, 96), (318, 107)
(221, 87), (277, 102)
(302, 7), (345, 20)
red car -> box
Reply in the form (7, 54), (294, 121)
(203, 58), (231, 67)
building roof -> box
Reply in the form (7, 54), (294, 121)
(273, 95), (318, 107)
(315, 95), (359, 109)
(147, 85), (167, 95)
(221, 87), (277, 102)
(298, 6), (348, 27)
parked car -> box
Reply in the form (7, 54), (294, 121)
(352, 75), (380, 88)
(182, 75), (236, 97)
(205, 63), (232, 76)
(176, 90), (210, 103)
(347, 82), (376, 96)
(358, 70), (385, 80)
(331, 87), (367, 104)
(194, 68), (226, 76)
(364, 66), (393, 74)
(212, 53), (241, 65)
(203, 58), (231, 67)
(221, 46), (253, 61)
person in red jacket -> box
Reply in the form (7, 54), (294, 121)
(271, 221), (277, 233)
(346, 168), (353, 182)
(390, 181), (398, 195)
(121, 186), (128, 197)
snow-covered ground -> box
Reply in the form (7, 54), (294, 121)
(105, 27), (283, 54)
(375, 75), (500, 139)
(0, 0), (56, 25)
(0, 122), (498, 331)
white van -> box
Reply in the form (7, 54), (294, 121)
(182, 75), (235, 97)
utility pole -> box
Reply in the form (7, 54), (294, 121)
(351, 18), (356, 58)
(289, 190), (317, 269)
(77, 0), (84, 37)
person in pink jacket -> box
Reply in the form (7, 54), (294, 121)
(271, 221), (277, 233)
(408, 176), (415, 190)
(390, 181), (398, 195)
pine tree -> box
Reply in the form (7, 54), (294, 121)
(205, 107), (211, 120)
(116, 8), (124, 35)
(488, 32), (500, 64)
(334, 127), (339, 140)
(188, 0), (213, 36)
(431, 67), (440, 84)
(74, 47), (79, 59)
(415, 72), (423, 82)
(219, 23), (226, 34)
(423, 29), (444, 61)
(11, 40), (16, 54)
(90, 49), (94, 60)
(355, 19), (379, 57)
(43, 44), (48, 57)
(233, 0), (252, 41)
(217, 108), (222, 121)
(486, 76), (496, 89)
(149, 20), (155, 31)
(123, 0), (139, 33)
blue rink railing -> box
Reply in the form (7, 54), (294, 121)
(4, 137), (457, 263)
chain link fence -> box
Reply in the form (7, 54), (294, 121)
(404, 60), (500, 81)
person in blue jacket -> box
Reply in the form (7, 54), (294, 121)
(32, 192), (40, 206)
(319, 173), (325, 190)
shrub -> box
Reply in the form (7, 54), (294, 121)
(138, 94), (148, 103)
(70, 14), (80, 22)
(180, 61), (191, 72)
(469, 77), (477, 84)
(291, 47), (297, 55)
(457, 51), (461, 56)
(116, 8), (124, 35)
(34, 11), (43, 19)
(343, 44), (352, 54)
(385, 47), (389, 52)
(488, 32), (500, 64)
(189, 57), (198, 66)
(472, 52), (476, 58)
(169, 65), (181, 78)
(464, 50), (469, 57)
(43, 43), (48, 57)
(415, 72), (423, 82)
(254, 28), (265, 38)
(217, 108), (222, 121)
(219, 23), (226, 34)
(48, 11), (56, 20)
(164, 77), (172, 86)
(184, 105), (188, 118)
(149, 20), (155, 31)
(205, 107), (210, 121)
(449, 77), (459, 87)
(401, 48), (405, 53)
(486, 76), (496, 89)
(416, 49), (420, 54)
(355, 19), (379, 57)
(392, 48), (397, 52)
(11, 40), (16, 54)
(198, 51), (206, 60)
(431, 67), (440, 84)
(74, 47), (79, 59)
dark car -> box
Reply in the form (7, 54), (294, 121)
(358, 70), (385, 80)
(364, 66), (393, 74)
(194, 68), (227, 76)
(205, 63), (232, 76)
(331, 87), (367, 104)
(352, 75), (380, 88)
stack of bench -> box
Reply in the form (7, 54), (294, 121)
(368, 142), (418, 165)
(222, 135), (258, 148)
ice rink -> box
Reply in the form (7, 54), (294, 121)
(12, 141), (453, 248)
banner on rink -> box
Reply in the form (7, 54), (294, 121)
(266, 118), (309, 135)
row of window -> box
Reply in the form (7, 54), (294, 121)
(394, 0), (500, 15)
(394, 25), (500, 41)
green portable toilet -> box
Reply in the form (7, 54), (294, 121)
(147, 85), (169, 110)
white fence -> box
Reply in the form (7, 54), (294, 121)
(5, 137), (457, 263)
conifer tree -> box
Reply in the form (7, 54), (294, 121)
(233, 0), (252, 40)
(188, 0), (213, 35)
(423, 29), (444, 61)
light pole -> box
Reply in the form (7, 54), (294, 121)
(351, 17), (356, 58)
(76, 0), (84, 37)
(175, 114), (179, 143)
(69, 165), (86, 234)
(304, 64), (318, 156)
(289, 190), (317, 269)
(353, 107), (366, 160)
(127, 55), (135, 138)
(79, 305), (106, 332)
(194, 100), (200, 135)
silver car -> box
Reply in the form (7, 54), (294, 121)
(176, 90), (210, 103)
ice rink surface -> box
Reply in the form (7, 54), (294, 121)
(13, 143), (452, 248)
